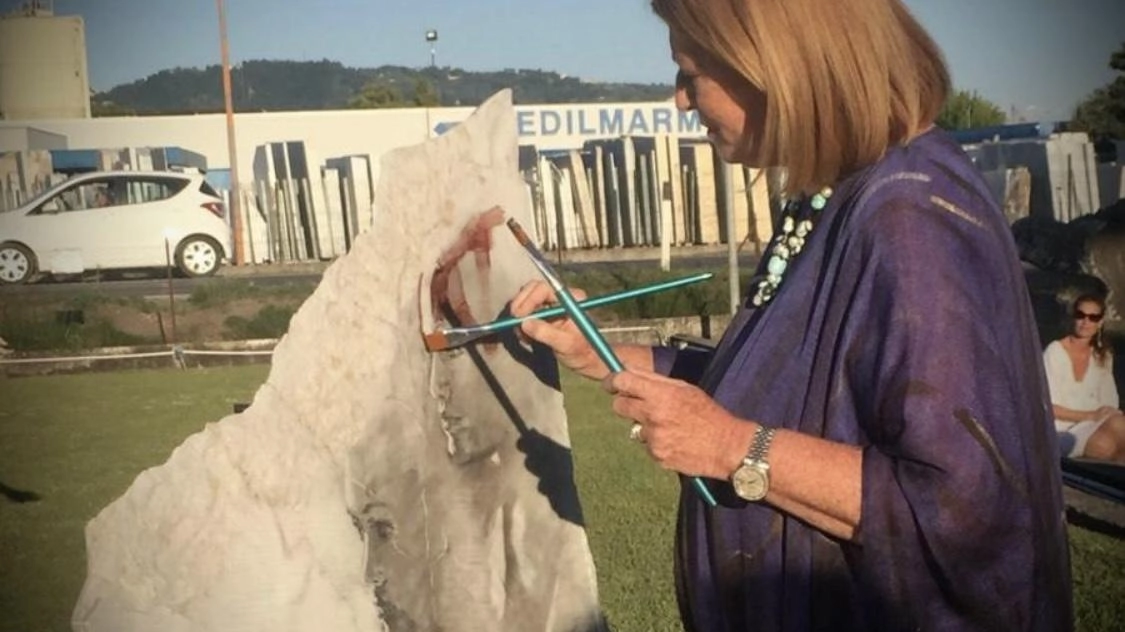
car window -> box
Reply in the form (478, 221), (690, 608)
(123, 177), (189, 205)
(88, 182), (117, 208)
(199, 181), (221, 198)
(31, 175), (193, 214)
(38, 180), (117, 213)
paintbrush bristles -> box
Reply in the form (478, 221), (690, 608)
(422, 331), (449, 352)
(506, 218), (533, 246)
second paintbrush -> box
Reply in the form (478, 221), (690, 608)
(422, 271), (713, 352)
(506, 217), (719, 508)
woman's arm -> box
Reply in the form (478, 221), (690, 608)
(1052, 404), (1103, 423)
(510, 281), (656, 380)
(1100, 355), (1120, 410)
(716, 418), (862, 540)
(608, 371), (863, 541)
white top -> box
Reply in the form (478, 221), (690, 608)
(1042, 340), (1119, 422)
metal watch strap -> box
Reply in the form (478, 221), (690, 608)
(747, 425), (775, 463)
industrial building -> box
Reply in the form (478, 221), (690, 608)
(0, 3), (1120, 268)
(0, 1), (91, 121)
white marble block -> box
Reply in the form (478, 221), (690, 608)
(73, 90), (605, 632)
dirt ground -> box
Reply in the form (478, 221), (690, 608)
(0, 292), (308, 350)
(90, 298), (276, 343)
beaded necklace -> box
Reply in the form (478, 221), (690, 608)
(750, 186), (833, 307)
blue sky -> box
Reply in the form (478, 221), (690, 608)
(6, 0), (1123, 122)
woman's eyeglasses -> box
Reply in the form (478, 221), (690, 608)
(1074, 310), (1104, 323)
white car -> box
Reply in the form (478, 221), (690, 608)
(0, 171), (231, 284)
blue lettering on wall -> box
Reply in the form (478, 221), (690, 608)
(540, 111), (562, 135)
(628, 110), (650, 135)
(578, 110), (597, 135)
(600, 109), (625, 135)
(511, 106), (704, 139)
(678, 110), (702, 133)
(517, 111), (535, 137)
(434, 121), (460, 136)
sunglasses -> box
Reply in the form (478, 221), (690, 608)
(1074, 310), (1104, 323)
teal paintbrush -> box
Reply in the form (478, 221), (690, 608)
(507, 218), (719, 508)
(422, 271), (713, 352)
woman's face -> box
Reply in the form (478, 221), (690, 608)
(1072, 300), (1104, 340)
(670, 32), (767, 165)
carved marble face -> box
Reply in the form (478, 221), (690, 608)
(432, 346), (513, 465)
(427, 206), (518, 464)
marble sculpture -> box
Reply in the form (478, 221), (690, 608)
(72, 90), (606, 632)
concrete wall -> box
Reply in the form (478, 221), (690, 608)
(0, 126), (68, 151)
(0, 101), (710, 260)
(0, 14), (91, 120)
(0, 102), (704, 188)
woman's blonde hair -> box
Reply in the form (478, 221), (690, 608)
(651, 0), (951, 195)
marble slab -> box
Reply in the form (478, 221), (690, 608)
(73, 90), (605, 632)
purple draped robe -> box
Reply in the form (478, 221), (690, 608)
(652, 129), (1073, 631)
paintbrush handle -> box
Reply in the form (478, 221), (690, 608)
(506, 219), (720, 508)
(473, 272), (713, 337)
(507, 219), (623, 372)
(550, 269), (626, 373)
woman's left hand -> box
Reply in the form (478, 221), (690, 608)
(1095, 406), (1123, 422)
(605, 369), (751, 479)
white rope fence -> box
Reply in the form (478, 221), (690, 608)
(0, 324), (691, 373)
(600, 326), (667, 346)
(0, 341), (279, 369)
(179, 349), (275, 357)
(0, 351), (175, 365)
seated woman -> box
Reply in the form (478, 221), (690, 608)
(1044, 293), (1125, 462)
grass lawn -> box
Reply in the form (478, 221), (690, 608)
(1, 366), (1122, 631)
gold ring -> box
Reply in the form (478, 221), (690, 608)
(629, 423), (643, 442)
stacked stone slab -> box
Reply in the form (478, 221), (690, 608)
(974, 132), (1101, 222)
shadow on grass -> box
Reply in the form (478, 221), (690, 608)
(1067, 507), (1125, 540)
(0, 481), (42, 503)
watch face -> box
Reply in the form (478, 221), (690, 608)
(732, 463), (769, 501)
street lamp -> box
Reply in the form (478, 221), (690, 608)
(425, 29), (438, 68)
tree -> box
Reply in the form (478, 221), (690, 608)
(346, 80), (406, 109)
(91, 100), (136, 117)
(936, 90), (1007, 130)
(1070, 41), (1125, 142)
(92, 62), (674, 113)
(412, 78), (441, 107)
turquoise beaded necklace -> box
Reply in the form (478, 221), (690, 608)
(750, 186), (833, 307)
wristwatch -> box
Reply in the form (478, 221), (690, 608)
(731, 425), (776, 502)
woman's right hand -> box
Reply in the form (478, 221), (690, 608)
(510, 280), (609, 380)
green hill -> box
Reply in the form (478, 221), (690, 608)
(91, 60), (674, 116)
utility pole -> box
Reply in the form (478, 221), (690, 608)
(217, 0), (244, 265)
(722, 162), (740, 314)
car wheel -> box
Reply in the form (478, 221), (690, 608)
(0, 242), (37, 285)
(175, 235), (223, 278)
